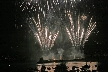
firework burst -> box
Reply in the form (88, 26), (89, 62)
(66, 12), (96, 49)
(16, 0), (97, 59)
(27, 14), (59, 51)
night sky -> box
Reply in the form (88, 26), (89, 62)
(0, 0), (108, 61)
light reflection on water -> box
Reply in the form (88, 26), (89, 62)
(36, 61), (98, 72)
(0, 61), (108, 72)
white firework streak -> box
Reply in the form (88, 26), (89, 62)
(29, 14), (59, 50)
(66, 13), (96, 47)
(83, 18), (96, 45)
(18, 0), (82, 15)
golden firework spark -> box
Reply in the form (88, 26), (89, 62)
(66, 13), (96, 47)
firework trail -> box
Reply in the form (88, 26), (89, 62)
(66, 12), (96, 49)
(27, 14), (59, 51)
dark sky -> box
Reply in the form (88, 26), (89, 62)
(0, 0), (108, 60)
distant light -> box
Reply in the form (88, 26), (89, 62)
(21, 25), (22, 27)
(9, 65), (10, 67)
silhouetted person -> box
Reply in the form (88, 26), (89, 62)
(80, 68), (86, 72)
(76, 69), (80, 72)
(54, 63), (67, 72)
(55, 65), (60, 72)
(59, 63), (68, 72)
(47, 67), (51, 70)
(41, 65), (46, 72)
(83, 63), (90, 70)
(80, 63), (90, 72)
(70, 66), (76, 72)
